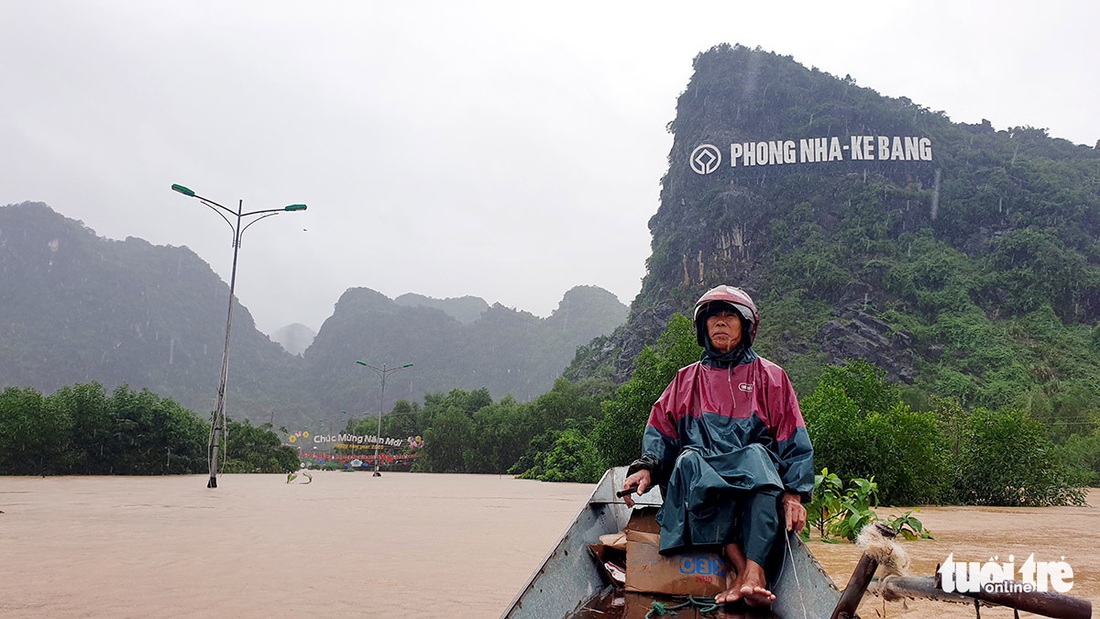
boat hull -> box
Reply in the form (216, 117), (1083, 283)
(502, 467), (841, 618)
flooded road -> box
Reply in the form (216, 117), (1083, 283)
(0, 475), (1095, 618)
(0, 472), (593, 618)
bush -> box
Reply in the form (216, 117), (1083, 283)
(802, 361), (948, 505)
(0, 383), (212, 475)
(512, 419), (603, 483)
(804, 468), (932, 543)
(862, 405), (947, 505)
(952, 408), (1085, 506)
(1054, 433), (1100, 487)
(222, 419), (301, 474)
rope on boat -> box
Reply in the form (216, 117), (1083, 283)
(856, 523), (910, 579)
(644, 595), (719, 618)
(780, 532), (809, 619)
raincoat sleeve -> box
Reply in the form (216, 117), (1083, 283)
(627, 371), (687, 486)
(763, 365), (815, 503)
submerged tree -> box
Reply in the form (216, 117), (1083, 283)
(0, 382), (292, 476)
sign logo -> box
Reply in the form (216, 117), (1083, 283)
(690, 144), (722, 175)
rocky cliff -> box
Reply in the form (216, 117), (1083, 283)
(573, 44), (1100, 405)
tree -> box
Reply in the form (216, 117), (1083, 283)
(418, 407), (474, 473)
(953, 408), (1085, 506)
(222, 419), (300, 474)
(0, 382), (289, 476)
(593, 314), (701, 470)
(508, 377), (613, 480)
(802, 361), (948, 505)
(513, 418), (602, 483)
(0, 386), (70, 474)
(465, 396), (533, 474)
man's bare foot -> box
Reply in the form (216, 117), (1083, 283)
(716, 542), (747, 605)
(714, 574), (745, 605)
(723, 559), (774, 608)
(715, 583), (776, 607)
(739, 583), (776, 607)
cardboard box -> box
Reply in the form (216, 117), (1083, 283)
(623, 508), (730, 597)
(588, 541), (627, 588)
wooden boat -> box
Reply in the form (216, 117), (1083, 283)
(501, 467), (842, 618)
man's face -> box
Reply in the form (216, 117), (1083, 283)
(706, 309), (742, 353)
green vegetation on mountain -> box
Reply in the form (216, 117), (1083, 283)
(3, 44), (1099, 502)
(396, 44), (1098, 505)
(552, 44), (1099, 499)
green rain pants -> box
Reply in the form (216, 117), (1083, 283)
(656, 447), (784, 566)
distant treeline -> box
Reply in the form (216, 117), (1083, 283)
(364, 315), (1093, 507)
(0, 383), (297, 475)
(4, 315), (1095, 505)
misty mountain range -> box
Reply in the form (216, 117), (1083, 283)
(7, 44), (1099, 441)
(0, 202), (627, 426)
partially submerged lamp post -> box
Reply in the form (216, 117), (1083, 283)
(355, 361), (414, 477)
(170, 183), (307, 488)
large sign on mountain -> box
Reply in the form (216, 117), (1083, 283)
(576, 43), (1100, 417)
(690, 136), (933, 174)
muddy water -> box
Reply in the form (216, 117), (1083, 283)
(808, 489), (1100, 618)
(0, 475), (1096, 618)
(0, 472), (593, 618)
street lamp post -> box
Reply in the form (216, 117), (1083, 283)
(355, 361), (413, 477)
(170, 183), (307, 488)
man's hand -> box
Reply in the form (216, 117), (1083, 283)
(782, 492), (806, 532)
(622, 469), (652, 508)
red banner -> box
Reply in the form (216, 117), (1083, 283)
(298, 452), (418, 465)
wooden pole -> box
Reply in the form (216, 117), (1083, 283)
(870, 574), (1092, 619)
(830, 524), (898, 619)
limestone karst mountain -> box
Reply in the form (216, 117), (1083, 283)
(567, 44), (1100, 417)
(271, 323), (317, 356)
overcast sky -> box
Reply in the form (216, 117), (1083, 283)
(2, 1), (1097, 334)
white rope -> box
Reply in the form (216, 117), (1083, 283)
(781, 532), (810, 619)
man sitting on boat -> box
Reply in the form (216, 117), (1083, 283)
(622, 285), (814, 608)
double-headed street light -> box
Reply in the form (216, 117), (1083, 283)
(171, 183), (307, 488)
(355, 361), (413, 477)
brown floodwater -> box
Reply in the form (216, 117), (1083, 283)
(0, 475), (1096, 618)
(809, 489), (1100, 618)
(0, 472), (592, 618)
